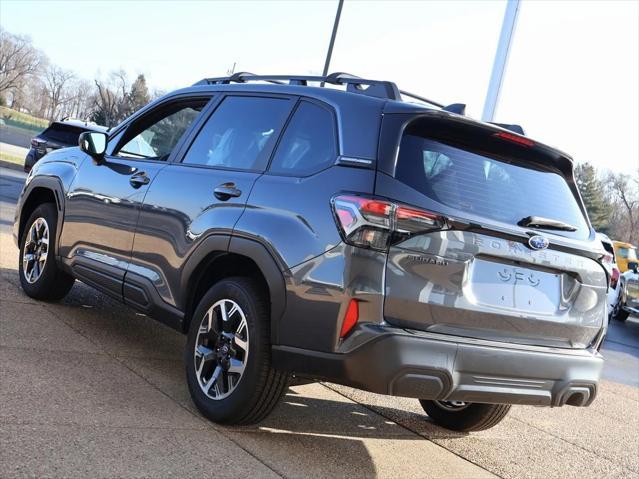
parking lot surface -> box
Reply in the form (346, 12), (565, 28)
(1, 167), (638, 478)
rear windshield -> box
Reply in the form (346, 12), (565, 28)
(40, 124), (86, 145)
(396, 134), (590, 238)
(618, 247), (638, 260)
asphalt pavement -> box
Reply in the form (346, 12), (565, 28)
(1, 166), (638, 478)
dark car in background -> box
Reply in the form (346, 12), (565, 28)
(24, 119), (107, 172)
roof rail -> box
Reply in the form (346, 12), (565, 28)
(194, 72), (408, 102)
(193, 72), (457, 110)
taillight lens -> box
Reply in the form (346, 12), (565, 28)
(610, 268), (620, 289)
(332, 195), (445, 251)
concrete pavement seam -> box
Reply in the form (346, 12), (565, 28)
(321, 382), (502, 479)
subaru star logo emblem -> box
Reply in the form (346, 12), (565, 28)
(528, 235), (549, 250)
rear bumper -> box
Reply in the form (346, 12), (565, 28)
(273, 326), (604, 407)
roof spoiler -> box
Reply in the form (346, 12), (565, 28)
(490, 122), (526, 135)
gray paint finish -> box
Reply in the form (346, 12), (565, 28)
(12, 80), (608, 410)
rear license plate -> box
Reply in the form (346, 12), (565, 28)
(470, 259), (560, 315)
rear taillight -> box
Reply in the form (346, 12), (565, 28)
(31, 138), (45, 149)
(610, 267), (620, 289)
(331, 195), (446, 251)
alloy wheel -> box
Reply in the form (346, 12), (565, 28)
(434, 400), (470, 411)
(22, 217), (49, 284)
(194, 298), (249, 400)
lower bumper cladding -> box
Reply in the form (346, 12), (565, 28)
(273, 327), (603, 407)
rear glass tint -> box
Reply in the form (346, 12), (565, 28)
(618, 247), (638, 260)
(396, 134), (590, 238)
(41, 124), (85, 145)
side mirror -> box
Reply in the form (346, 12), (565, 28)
(79, 131), (107, 158)
(628, 261), (639, 273)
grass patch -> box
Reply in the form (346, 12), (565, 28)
(0, 106), (49, 133)
(0, 150), (24, 167)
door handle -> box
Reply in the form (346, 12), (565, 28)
(214, 183), (242, 201)
(129, 171), (150, 188)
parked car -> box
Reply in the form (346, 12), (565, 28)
(613, 241), (638, 273)
(13, 73), (608, 432)
(598, 233), (621, 318)
(24, 119), (107, 172)
(612, 261), (639, 322)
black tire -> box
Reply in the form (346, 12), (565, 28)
(419, 400), (511, 432)
(18, 202), (74, 300)
(185, 277), (290, 425)
(612, 292), (629, 322)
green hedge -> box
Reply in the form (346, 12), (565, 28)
(0, 106), (48, 134)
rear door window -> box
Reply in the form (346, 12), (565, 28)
(396, 134), (590, 237)
(182, 96), (293, 171)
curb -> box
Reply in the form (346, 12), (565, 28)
(0, 160), (25, 172)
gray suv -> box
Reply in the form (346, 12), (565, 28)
(13, 73), (607, 432)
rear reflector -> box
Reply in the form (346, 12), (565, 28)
(611, 267), (620, 289)
(493, 131), (534, 147)
(340, 299), (359, 338)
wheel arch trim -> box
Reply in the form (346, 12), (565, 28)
(16, 176), (66, 253)
(180, 234), (287, 342)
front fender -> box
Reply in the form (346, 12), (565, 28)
(13, 152), (85, 249)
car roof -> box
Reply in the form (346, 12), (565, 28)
(613, 241), (636, 248)
(135, 75), (572, 165)
(596, 232), (613, 244)
(50, 119), (108, 132)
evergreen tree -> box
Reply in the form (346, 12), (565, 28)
(574, 162), (612, 233)
(127, 74), (150, 115)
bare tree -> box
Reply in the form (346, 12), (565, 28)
(91, 70), (131, 126)
(607, 171), (639, 242)
(65, 79), (94, 120)
(43, 65), (76, 121)
(0, 27), (43, 96)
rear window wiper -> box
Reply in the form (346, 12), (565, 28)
(518, 216), (578, 232)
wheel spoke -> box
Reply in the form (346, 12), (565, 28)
(204, 365), (222, 395)
(221, 301), (240, 333)
(234, 334), (248, 353)
(195, 344), (215, 360)
(228, 358), (245, 375)
(220, 301), (229, 323)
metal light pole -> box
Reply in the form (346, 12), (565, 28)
(322, 0), (345, 80)
(481, 0), (521, 122)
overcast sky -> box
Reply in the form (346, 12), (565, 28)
(1, 0), (637, 173)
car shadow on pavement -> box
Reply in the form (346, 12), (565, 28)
(1, 265), (479, 478)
